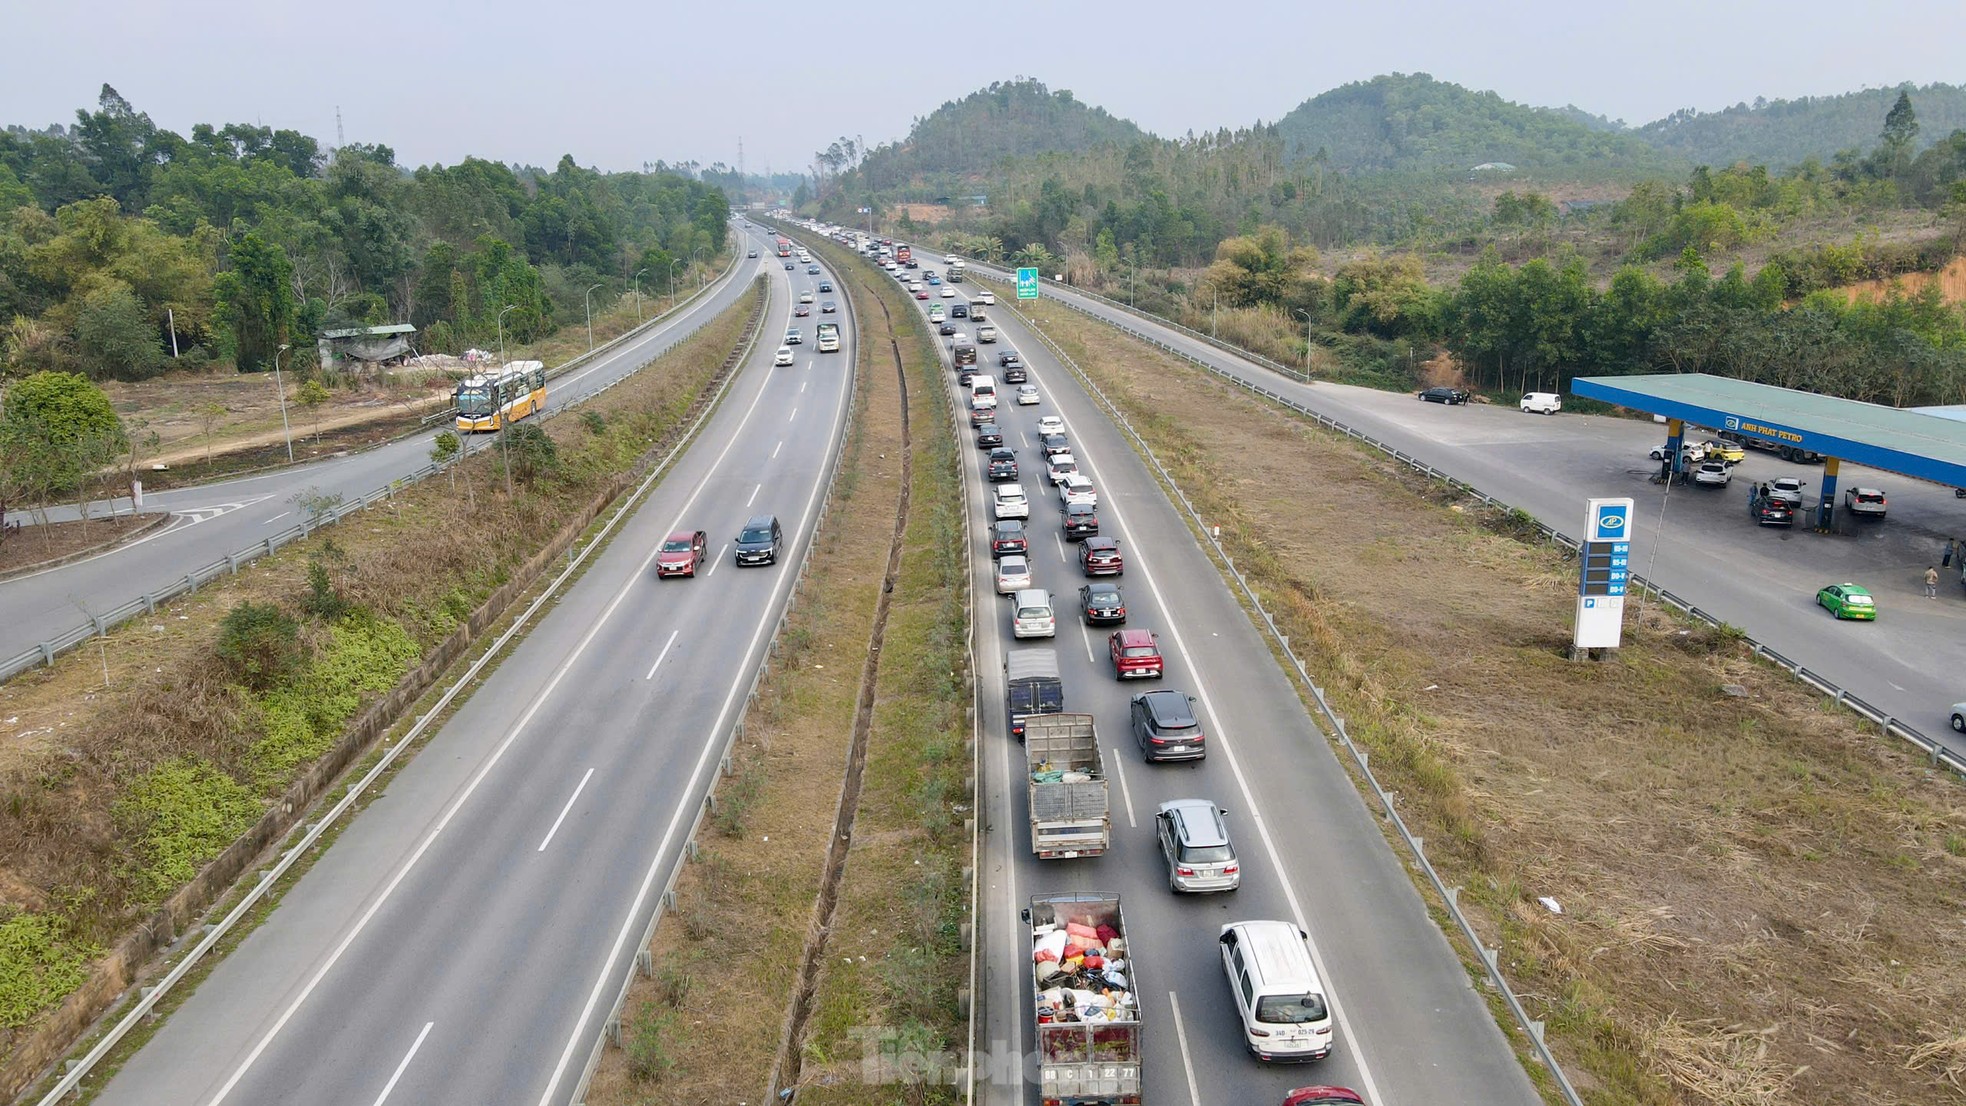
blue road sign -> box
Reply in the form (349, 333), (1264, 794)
(1591, 501), (1630, 542)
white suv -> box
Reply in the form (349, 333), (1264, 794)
(993, 484), (1030, 519)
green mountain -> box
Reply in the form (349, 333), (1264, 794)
(1635, 82), (1966, 168)
(857, 79), (1149, 189)
(1272, 73), (1672, 174)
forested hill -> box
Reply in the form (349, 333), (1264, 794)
(857, 79), (1149, 188)
(1272, 73), (1673, 174)
(1636, 83), (1966, 169)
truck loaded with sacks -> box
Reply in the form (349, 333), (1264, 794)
(1024, 892), (1141, 1106)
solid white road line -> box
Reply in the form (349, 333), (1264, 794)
(537, 769), (597, 853)
(1053, 533), (1068, 565)
(747, 483), (762, 507)
(644, 630), (680, 681)
(708, 545), (728, 577)
(535, 353), (851, 1106)
(1108, 751), (1137, 830)
(1040, 370), (1388, 1104)
(1077, 620), (1096, 665)
(368, 1021), (433, 1106)
(265, 511), (289, 524)
(201, 332), (790, 1106)
(1168, 992), (1200, 1106)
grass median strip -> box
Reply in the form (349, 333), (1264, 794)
(590, 233), (970, 1106)
(1007, 291), (1966, 1106)
(0, 281), (764, 1099)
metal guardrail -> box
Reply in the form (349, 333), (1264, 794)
(0, 247), (748, 687)
(973, 269), (1966, 780)
(1006, 303), (1590, 1103)
(32, 276), (772, 1106)
(564, 231), (860, 1105)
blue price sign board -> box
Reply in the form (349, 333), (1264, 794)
(1575, 497), (1635, 650)
(1016, 267), (1040, 300)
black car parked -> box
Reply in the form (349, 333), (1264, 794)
(1417, 386), (1470, 405)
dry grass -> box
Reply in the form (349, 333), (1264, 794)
(1011, 291), (1966, 1106)
(1841, 254), (1966, 305)
(0, 513), (155, 574)
(0, 290), (756, 1079)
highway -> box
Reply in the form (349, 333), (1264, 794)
(0, 248), (757, 669)
(854, 251), (1539, 1104)
(90, 225), (853, 1106)
(959, 262), (1966, 760)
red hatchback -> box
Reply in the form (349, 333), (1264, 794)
(656, 529), (707, 577)
(1110, 628), (1163, 679)
(1281, 1090), (1365, 1106)
(1079, 536), (1123, 576)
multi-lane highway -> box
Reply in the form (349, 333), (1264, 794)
(0, 250), (755, 668)
(847, 247), (1539, 1104)
(959, 262), (1966, 760)
(91, 225), (852, 1106)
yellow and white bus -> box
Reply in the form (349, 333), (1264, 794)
(454, 361), (546, 432)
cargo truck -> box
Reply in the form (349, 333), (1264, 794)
(1024, 714), (1110, 858)
(815, 322), (840, 352)
(1005, 647), (1063, 742)
(1024, 892), (1142, 1106)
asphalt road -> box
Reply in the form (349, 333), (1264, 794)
(961, 264), (1966, 761)
(0, 250), (758, 668)
(91, 226), (854, 1106)
(862, 256), (1538, 1104)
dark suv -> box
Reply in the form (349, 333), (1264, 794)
(1131, 689), (1205, 762)
(986, 449), (1019, 481)
(1062, 501), (1098, 540)
(734, 514), (782, 566)
(991, 519), (1028, 558)
(1003, 363), (1028, 384)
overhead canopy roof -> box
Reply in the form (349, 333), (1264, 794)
(1571, 372), (1966, 487)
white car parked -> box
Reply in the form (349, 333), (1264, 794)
(1046, 453), (1079, 485)
(994, 484), (1030, 520)
(995, 555), (1032, 595)
(1058, 473), (1097, 507)
(1037, 415), (1065, 436)
(1691, 461), (1731, 487)
(1770, 477), (1805, 505)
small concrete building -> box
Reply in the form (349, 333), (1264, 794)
(317, 323), (417, 372)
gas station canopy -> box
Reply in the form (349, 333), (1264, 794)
(1571, 373), (1966, 488)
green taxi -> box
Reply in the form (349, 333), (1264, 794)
(1816, 583), (1876, 621)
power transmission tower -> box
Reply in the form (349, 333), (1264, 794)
(335, 106), (344, 147)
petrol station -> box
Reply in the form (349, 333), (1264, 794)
(1570, 373), (1966, 529)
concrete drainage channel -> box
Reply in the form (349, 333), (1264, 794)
(766, 268), (916, 1100)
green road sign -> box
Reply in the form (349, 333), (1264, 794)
(1016, 267), (1040, 300)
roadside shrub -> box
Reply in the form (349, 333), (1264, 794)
(0, 910), (98, 1028)
(580, 409), (606, 434)
(248, 612), (421, 787)
(625, 1003), (681, 1082)
(303, 557), (351, 620)
(113, 757), (262, 904)
(215, 601), (301, 691)
(501, 422), (560, 484)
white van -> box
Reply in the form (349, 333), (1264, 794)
(1520, 391), (1561, 415)
(1218, 920), (1334, 1061)
(970, 375), (998, 404)
(1011, 588), (1055, 639)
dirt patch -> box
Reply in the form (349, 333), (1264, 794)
(1013, 292), (1966, 1106)
(0, 514), (160, 577)
(1842, 254), (1966, 305)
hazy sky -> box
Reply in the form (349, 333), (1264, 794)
(5, 0), (1961, 176)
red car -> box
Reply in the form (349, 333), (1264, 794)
(915, 289), (930, 300)
(1281, 1090), (1365, 1106)
(1110, 628), (1162, 679)
(1079, 536), (1123, 576)
(656, 529), (707, 577)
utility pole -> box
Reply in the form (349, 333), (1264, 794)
(633, 268), (648, 321)
(497, 304), (517, 365)
(584, 282), (605, 350)
(1294, 310), (1315, 384)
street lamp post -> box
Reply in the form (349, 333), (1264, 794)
(633, 268), (649, 322)
(1129, 260), (1137, 307)
(669, 258), (685, 301)
(584, 282), (605, 351)
(497, 304), (518, 365)
(1293, 309), (1315, 384)
(272, 343), (295, 463)
(1212, 291), (1219, 338)
(692, 246), (711, 287)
